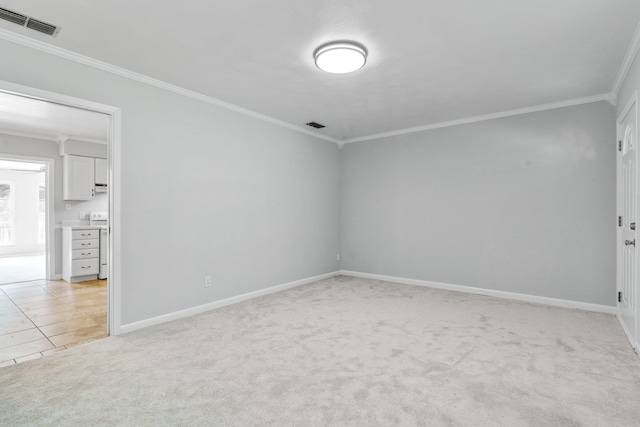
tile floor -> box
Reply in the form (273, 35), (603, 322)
(0, 253), (46, 285)
(0, 279), (107, 367)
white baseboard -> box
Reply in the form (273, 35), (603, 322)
(119, 271), (340, 334)
(119, 269), (618, 335)
(340, 270), (617, 315)
(616, 313), (639, 352)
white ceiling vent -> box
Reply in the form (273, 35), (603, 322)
(0, 7), (61, 37)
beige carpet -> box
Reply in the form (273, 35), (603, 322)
(1, 275), (639, 426)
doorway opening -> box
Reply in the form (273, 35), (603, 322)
(0, 158), (47, 285)
(0, 81), (120, 366)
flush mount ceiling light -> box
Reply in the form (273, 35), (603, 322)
(314, 41), (367, 74)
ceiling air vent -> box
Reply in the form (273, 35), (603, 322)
(306, 122), (326, 129)
(0, 6), (61, 37)
(26, 17), (59, 36)
(0, 7), (28, 26)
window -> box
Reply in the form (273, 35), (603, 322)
(38, 185), (46, 244)
(0, 182), (14, 246)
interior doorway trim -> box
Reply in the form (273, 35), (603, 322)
(0, 79), (123, 335)
(616, 90), (639, 352)
(0, 154), (54, 281)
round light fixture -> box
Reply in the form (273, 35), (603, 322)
(314, 41), (367, 74)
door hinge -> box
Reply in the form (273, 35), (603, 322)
(619, 216), (623, 227)
(619, 140), (623, 152)
(618, 291), (622, 303)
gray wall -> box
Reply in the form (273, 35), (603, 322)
(0, 134), (108, 275)
(0, 39), (340, 325)
(0, 35), (620, 325)
(341, 102), (616, 306)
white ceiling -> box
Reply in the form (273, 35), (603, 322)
(1, 0), (640, 141)
(0, 159), (43, 171)
(0, 92), (109, 143)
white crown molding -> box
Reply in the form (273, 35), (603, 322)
(67, 135), (108, 145)
(344, 93), (614, 144)
(0, 28), (341, 146)
(0, 28), (624, 147)
(612, 20), (640, 98)
(0, 127), (107, 145)
(340, 270), (617, 314)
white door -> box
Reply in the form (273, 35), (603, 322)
(617, 95), (638, 350)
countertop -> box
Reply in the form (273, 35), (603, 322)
(60, 225), (107, 230)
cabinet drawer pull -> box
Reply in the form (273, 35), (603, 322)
(81, 253), (89, 256)
(81, 243), (90, 246)
(81, 266), (91, 269)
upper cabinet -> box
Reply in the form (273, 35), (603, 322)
(63, 155), (95, 201)
(63, 155), (108, 201)
(95, 158), (108, 186)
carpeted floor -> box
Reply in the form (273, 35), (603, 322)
(1, 275), (639, 426)
(0, 253), (45, 285)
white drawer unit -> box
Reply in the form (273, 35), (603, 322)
(72, 229), (99, 239)
(73, 248), (99, 259)
(62, 227), (101, 282)
(71, 258), (99, 276)
(72, 238), (100, 250)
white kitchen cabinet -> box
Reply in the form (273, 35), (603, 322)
(63, 155), (95, 200)
(95, 158), (108, 185)
(62, 227), (100, 282)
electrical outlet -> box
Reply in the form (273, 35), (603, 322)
(204, 276), (212, 288)
(79, 211), (86, 219)
(65, 203), (72, 211)
(337, 253), (340, 261)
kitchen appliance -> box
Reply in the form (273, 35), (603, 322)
(90, 211), (108, 280)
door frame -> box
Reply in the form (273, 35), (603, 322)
(616, 90), (639, 351)
(0, 154), (54, 281)
(0, 79), (123, 335)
